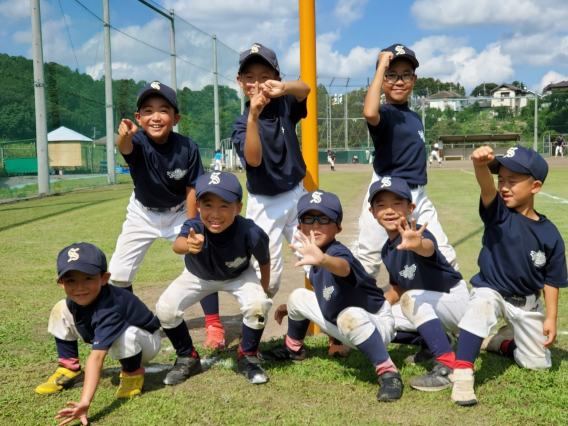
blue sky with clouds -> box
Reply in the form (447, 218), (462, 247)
(2, 0), (568, 94)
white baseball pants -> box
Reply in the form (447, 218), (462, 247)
(286, 288), (395, 348)
(458, 287), (551, 371)
(48, 300), (161, 363)
(429, 150), (441, 163)
(214, 159), (223, 170)
(555, 146), (564, 157)
(156, 266), (273, 331)
(356, 172), (458, 278)
(327, 156), (335, 167)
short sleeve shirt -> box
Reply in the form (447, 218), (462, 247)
(381, 227), (462, 293)
(122, 131), (204, 208)
(309, 240), (385, 325)
(179, 216), (270, 281)
(557, 138), (564, 147)
(367, 103), (427, 186)
(232, 95), (307, 196)
(470, 195), (567, 296)
(66, 284), (160, 351)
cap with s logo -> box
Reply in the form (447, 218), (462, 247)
(297, 190), (343, 223)
(488, 145), (548, 183)
(368, 176), (412, 203)
(195, 171), (243, 202)
(57, 242), (107, 281)
(377, 44), (419, 69)
(238, 43), (280, 76)
(137, 81), (178, 110)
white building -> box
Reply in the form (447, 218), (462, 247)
(426, 91), (469, 112)
(490, 84), (529, 115)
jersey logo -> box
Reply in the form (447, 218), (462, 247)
(418, 130), (425, 142)
(323, 285), (335, 301)
(225, 256), (247, 269)
(530, 250), (546, 268)
(67, 248), (80, 262)
(282, 127), (285, 134)
(395, 45), (405, 55)
(380, 177), (392, 188)
(504, 147), (518, 158)
(209, 172), (221, 185)
(399, 264), (417, 280)
(310, 191), (323, 204)
(250, 44), (260, 53)
(167, 168), (188, 180)
(150, 81), (160, 90)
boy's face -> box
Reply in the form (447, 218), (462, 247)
(197, 193), (243, 234)
(59, 270), (110, 306)
(382, 58), (417, 105)
(134, 96), (181, 144)
(297, 209), (342, 248)
(237, 62), (280, 100)
(369, 191), (415, 237)
(497, 165), (542, 210)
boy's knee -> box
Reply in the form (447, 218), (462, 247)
(242, 298), (273, 330)
(48, 300), (76, 340)
(400, 292), (417, 318)
(337, 307), (368, 334)
(109, 280), (132, 288)
(155, 298), (184, 329)
(514, 349), (551, 371)
(287, 288), (311, 319)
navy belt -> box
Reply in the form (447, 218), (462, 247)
(146, 203), (185, 213)
(408, 184), (424, 189)
(504, 292), (540, 308)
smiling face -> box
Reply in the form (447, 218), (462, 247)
(382, 58), (417, 105)
(369, 191), (415, 239)
(197, 193), (243, 234)
(297, 210), (342, 248)
(59, 270), (110, 306)
(134, 95), (180, 144)
(237, 60), (280, 100)
(497, 165), (541, 212)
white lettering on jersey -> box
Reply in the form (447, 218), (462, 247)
(282, 127), (285, 134)
(399, 264), (417, 280)
(504, 147), (518, 158)
(225, 256), (247, 269)
(310, 191), (323, 203)
(209, 172), (221, 185)
(167, 169), (188, 180)
(67, 248), (80, 262)
(323, 285), (335, 301)
(530, 250), (546, 268)
(418, 130), (425, 142)
(381, 177), (392, 187)
(395, 46), (405, 55)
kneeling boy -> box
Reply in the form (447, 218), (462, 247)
(259, 190), (402, 402)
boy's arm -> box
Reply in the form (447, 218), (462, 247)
(385, 284), (404, 306)
(291, 231), (351, 277)
(542, 284), (559, 349)
(186, 187), (197, 219)
(258, 261), (272, 297)
(117, 119), (137, 155)
(55, 349), (108, 426)
(363, 51), (393, 127)
(244, 82), (270, 167)
(258, 80), (311, 102)
(471, 146), (498, 208)
(273, 304), (288, 325)
(396, 218), (435, 257)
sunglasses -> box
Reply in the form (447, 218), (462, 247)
(299, 214), (337, 225)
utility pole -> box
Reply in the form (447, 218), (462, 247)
(212, 35), (220, 150)
(170, 9), (178, 133)
(344, 79), (349, 149)
(103, 0), (115, 184)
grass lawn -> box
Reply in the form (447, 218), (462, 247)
(1, 168), (567, 426)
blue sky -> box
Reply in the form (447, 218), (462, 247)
(2, 0), (568, 94)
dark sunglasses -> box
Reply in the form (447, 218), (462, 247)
(299, 214), (337, 225)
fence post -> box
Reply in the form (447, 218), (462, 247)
(344, 79), (349, 149)
(31, 0), (50, 195)
(170, 9), (178, 133)
(103, 0), (116, 184)
(212, 35), (220, 151)
(533, 92), (538, 152)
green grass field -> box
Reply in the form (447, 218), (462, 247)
(1, 168), (568, 426)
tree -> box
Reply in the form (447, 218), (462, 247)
(470, 83), (498, 97)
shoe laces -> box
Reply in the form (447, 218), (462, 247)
(120, 374), (141, 391)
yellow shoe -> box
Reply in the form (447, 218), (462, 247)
(35, 366), (84, 395)
(116, 372), (144, 398)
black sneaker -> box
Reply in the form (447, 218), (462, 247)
(377, 372), (404, 402)
(409, 360), (453, 391)
(237, 354), (269, 384)
(163, 356), (202, 386)
(405, 332), (456, 365)
(258, 343), (307, 362)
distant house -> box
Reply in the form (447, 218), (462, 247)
(47, 126), (92, 168)
(426, 91), (470, 112)
(490, 84), (529, 115)
(543, 80), (568, 94)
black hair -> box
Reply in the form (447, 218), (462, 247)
(239, 56), (278, 77)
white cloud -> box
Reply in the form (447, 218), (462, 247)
(333, 0), (370, 26)
(499, 33), (568, 66)
(0, 0), (53, 20)
(532, 70), (568, 93)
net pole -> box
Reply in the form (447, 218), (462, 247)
(103, 0), (116, 184)
(170, 9), (179, 133)
(213, 35), (220, 150)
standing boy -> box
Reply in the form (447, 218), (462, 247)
(327, 150), (336, 171)
(37, 243), (162, 425)
(555, 134), (564, 157)
(429, 142), (442, 168)
(357, 44), (457, 279)
(156, 171), (273, 385)
(259, 190), (403, 402)
(450, 146), (567, 406)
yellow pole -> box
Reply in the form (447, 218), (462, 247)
(299, 0), (321, 335)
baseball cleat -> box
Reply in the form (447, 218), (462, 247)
(408, 360), (453, 391)
(406, 332), (455, 365)
(450, 368), (477, 406)
(204, 324), (226, 350)
(377, 371), (404, 402)
(258, 343), (307, 362)
(237, 354), (269, 385)
(163, 355), (202, 385)
(116, 372), (144, 398)
(481, 325), (514, 354)
(35, 366), (84, 395)
(328, 336), (351, 358)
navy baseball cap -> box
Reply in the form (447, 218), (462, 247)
(57, 242), (107, 281)
(196, 171), (243, 203)
(368, 177), (412, 203)
(488, 145), (548, 183)
(238, 43), (280, 76)
(297, 190), (343, 224)
(378, 44), (419, 69)
(137, 81), (178, 111)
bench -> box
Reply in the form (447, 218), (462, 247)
(443, 155), (463, 161)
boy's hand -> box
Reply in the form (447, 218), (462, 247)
(274, 304), (288, 325)
(55, 401), (89, 426)
(290, 231), (325, 268)
(118, 118), (138, 138)
(543, 317), (556, 349)
(377, 51), (394, 71)
(258, 80), (286, 98)
(187, 228), (204, 254)
(471, 146), (495, 167)
(396, 218), (427, 251)
(248, 82), (270, 119)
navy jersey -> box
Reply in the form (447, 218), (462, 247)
(66, 284), (160, 351)
(309, 240), (385, 324)
(382, 227), (462, 293)
(179, 215), (270, 281)
(232, 95), (307, 196)
(122, 130), (204, 208)
(470, 195), (567, 296)
(368, 103), (427, 186)
(557, 137), (564, 147)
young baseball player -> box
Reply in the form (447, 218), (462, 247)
(367, 176), (469, 391)
(37, 243), (161, 425)
(214, 149), (223, 170)
(259, 190), (403, 402)
(327, 150), (336, 171)
(555, 134), (564, 157)
(429, 142), (442, 168)
(156, 171), (273, 385)
(357, 44), (457, 280)
(450, 145), (567, 406)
